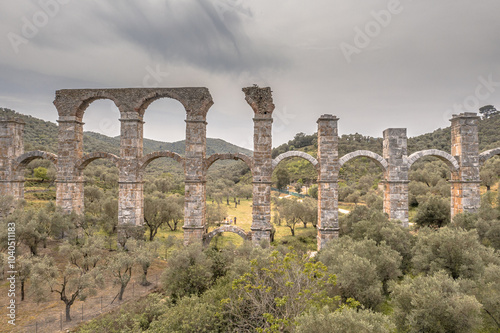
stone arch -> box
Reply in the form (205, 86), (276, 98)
(203, 225), (251, 246)
(479, 148), (500, 167)
(134, 88), (214, 119)
(13, 151), (58, 172)
(407, 149), (459, 171)
(205, 153), (253, 171)
(74, 152), (120, 172)
(54, 89), (121, 121)
(272, 151), (319, 171)
(139, 151), (185, 172)
(339, 150), (388, 171)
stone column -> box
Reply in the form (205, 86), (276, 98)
(0, 118), (25, 201)
(382, 128), (409, 227)
(243, 87), (275, 246)
(450, 112), (481, 218)
(183, 115), (208, 245)
(56, 116), (84, 213)
(118, 109), (145, 243)
(317, 115), (339, 250)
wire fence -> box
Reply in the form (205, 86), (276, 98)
(17, 273), (161, 333)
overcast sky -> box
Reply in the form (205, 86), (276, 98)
(1, 0), (499, 149)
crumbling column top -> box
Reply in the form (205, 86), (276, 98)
(242, 86), (275, 116)
(317, 114), (339, 122)
(450, 112), (480, 120)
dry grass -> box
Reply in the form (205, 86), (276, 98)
(0, 239), (167, 333)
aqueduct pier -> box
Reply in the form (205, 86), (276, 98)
(0, 86), (496, 250)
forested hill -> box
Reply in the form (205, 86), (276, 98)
(408, 113), (500, 153)
(0, 108), (252, 156)
(272, 113), (500, 157)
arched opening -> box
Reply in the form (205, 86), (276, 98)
(338, 151), (387, 214)
(205, 157), (253, 247)
(479, 150), (500, 205)
(271, 153), (319, 249)
(80, 99), (121, 155)
(79, 157), (120, 243)
(407, 151), (457, 228)
(203, 227), (250, 248)
(139, 98), (189, 243)
(13, 152), (58, 205)
(139, 153), (185, 242)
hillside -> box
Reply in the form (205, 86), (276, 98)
(0, 108), (252, 157)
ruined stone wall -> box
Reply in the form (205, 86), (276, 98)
(317, 114), (339, 250)
(383, 128), (409, 226)
(0, 118), (25, 200)
(450, 112), (481, 217)
(1, 86), (495, 250)
(243, 86), (275, 246)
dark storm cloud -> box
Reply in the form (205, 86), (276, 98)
(1, 0), (500, 147)
(79, 0), (286, 73)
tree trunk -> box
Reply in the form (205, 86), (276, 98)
(487, 185), (491, 191)
(290, 227), (295, 236)
(119, 284), (126, 301)
(21, 281), (25, 301)
(302, 222), (307, 228)
(140, 267), (151, 286)
(65, 303), (72, 322)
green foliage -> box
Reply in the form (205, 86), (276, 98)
(30, 238), (105, 321)
(148, 294), (224, 333)
(414, 195), (450, 228)
(296, 306), (395, 333)
(76, 293), (169, 333)
(275, 167), (290, 191)
(308, 184), (318, 199)
(390, 271), (482, 333)
(224, 250), (337, 332)
(318, 237), (401, 307)
(161, 244), (214, 300)
(412, 227), (499, 279)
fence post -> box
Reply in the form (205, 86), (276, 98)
(133, 282), (135, 297)
(60, 312), (63, 330)
(101, 296), (103, 311)
(35, 321), (38, 333)
(81, 303), (84, 321)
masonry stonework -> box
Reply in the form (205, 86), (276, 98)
(317, 115), (339, 250)
(0, 118), (25, 201)
(243, 86), (275, 246)
(383, 128), (409, 226)
(1, 86), (498, 249)
(450, 112), (481, 217)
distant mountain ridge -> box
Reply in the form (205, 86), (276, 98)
(0, 108), (252, 157)
(3, 107), (500, 160)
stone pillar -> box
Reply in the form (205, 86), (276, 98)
(243, 87), (274, 246)
(56, 117), (84, 213)
(383, 128), (409, 227)
(118, 109), (145, 243)
(183, 116), (208, 246)
(450, 112), (481, 217)
(317, 115), (340, 250)
(0, 118), (25, 201)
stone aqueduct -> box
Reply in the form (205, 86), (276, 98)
(0, 86), (497, 250)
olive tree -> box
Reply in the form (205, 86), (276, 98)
(390, 271), (482, 333)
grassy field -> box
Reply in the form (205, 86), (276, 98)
(155, 195), (352, 251)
